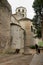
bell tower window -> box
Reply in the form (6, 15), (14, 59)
(18, 9), (20, 12)
(22, 9), (24, 12)
(22, 14), (24, 17)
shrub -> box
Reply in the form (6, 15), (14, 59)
(29, 45), (35, 49)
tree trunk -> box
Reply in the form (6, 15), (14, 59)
(41, 20), (43, 41)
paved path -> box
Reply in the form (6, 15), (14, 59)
(30, 53), (43, 65)
(0, 54), (33, 65)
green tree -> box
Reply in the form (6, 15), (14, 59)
(32, 0), (43, 38)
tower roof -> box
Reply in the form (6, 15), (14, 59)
(16, 6), (27, 11)
(16, 6), (26, 9)
(18, 18), (32, 21)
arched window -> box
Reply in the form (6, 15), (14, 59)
(31, 26), (33, 32)
(18, 9), (20, 12)
(22, 14), (24, 17)
(22, 9), (24, 12)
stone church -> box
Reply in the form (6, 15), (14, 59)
(0, 0), (34, 54)
(11, 7), (34, 54)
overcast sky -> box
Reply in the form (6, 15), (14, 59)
(7, 0), (35, 19)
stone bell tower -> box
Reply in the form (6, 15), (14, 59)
(16, 6), (27, 18)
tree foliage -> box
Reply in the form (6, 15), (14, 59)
(33, 0), (43, 14)
(32, 0), (43, 38)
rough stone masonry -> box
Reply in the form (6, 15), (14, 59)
(0, 0), (11, 53)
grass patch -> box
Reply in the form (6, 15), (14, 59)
(38, 41), (43, 47)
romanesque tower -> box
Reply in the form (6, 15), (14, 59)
(14, 7), (27, 20)
(16, 6), (27, 18)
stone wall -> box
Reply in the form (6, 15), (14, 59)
(0, 0), (11, 53)
(10, 16), (25, 53)
(10, 22), (24, 53)
(19, 19), (34, 54)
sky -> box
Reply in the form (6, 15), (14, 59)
(7, 0), (35, 19)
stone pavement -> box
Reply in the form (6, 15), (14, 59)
(0, 54), (33, 65)
(30, 53), (43, 65)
